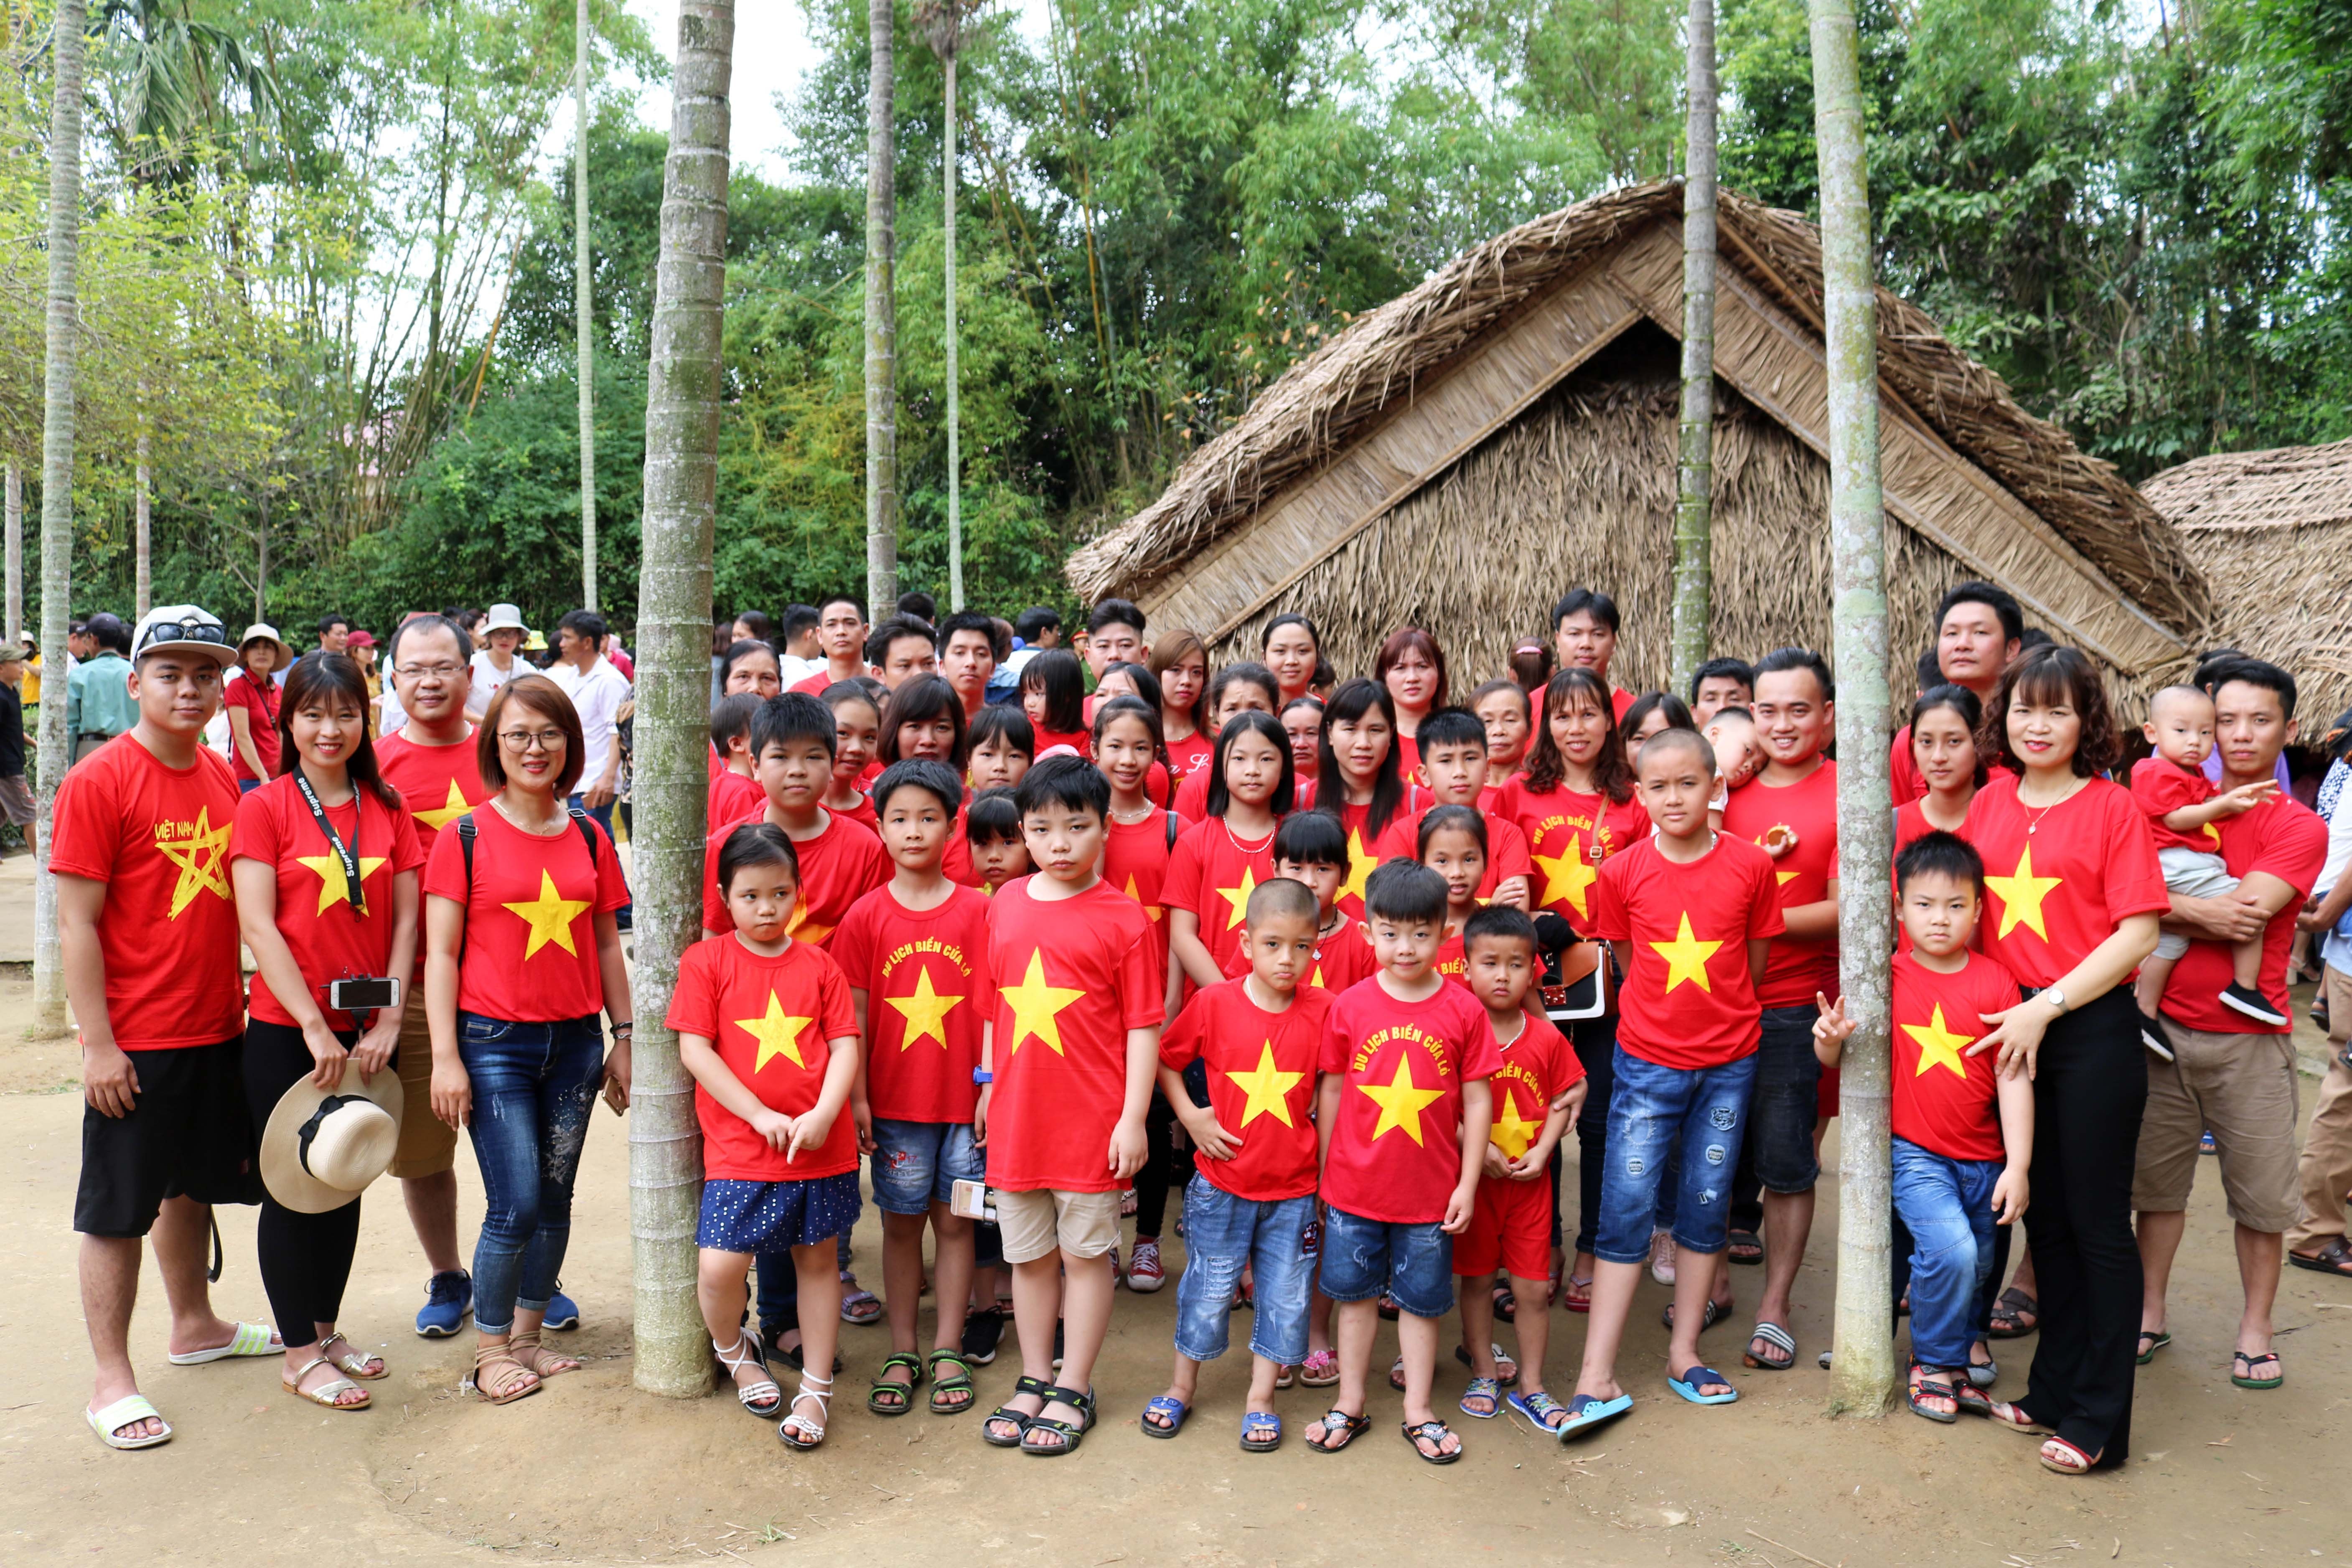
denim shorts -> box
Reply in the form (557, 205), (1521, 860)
(1744, 1005), (1823, 1194)
(1319, 1204), (1454, 1319)
(1172, 1174), (1315, 1365)
(1594, 1045), (1758, 1265)
(870, 1119), (984, 1215)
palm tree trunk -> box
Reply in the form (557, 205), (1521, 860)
(864, 0), (898, 621)
(5, 460), (21, 648)
(1810, 0), (1895, 1417)
(631, 0), (732, 1399)
(32, 0), (87, 1040)
(134, 426), (151, 617)
(575, 0), (598, 612)
(1670, 0), (1716, 693)
(942, 48), (962, 612)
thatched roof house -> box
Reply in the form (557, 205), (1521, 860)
(2141, 439), (2352, 724)
(1068, 183), (2209, 704)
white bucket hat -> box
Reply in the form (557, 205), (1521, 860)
(259, 1060), (404, 1214)
(482, 603), (530, 635)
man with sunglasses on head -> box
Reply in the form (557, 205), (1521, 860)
(57, 606), (282, 1451)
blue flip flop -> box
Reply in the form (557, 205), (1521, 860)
(1668, 1366), (1739, 1405)
(1506, 1388), (1572, 1436)
(1140, 1394), (1189, 1438)
(1555, 1392), (1632, 1438)
(1238, 1410), (1282, 1451)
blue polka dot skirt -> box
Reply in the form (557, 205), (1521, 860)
(698, 1172), (865, 1253)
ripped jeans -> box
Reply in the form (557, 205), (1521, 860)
(1592, 1045), (1757, 1266)
(458, 1011), (606, 1334)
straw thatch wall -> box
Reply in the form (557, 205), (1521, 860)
(1214, 330), (2003, 701)
(2143, 439), (2352, 724)
(1070, 183), (2206, 650)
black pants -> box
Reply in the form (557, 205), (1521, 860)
(1570, 1011), (1619, 1257)
(242, 1021), (365, 1350)
(1133, 1090), (1185, 1238)
(2019, 989), (2146, 1465)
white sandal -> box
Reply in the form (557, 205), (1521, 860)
(715, 1332), (783, 1418)
(318, 1332), (387, 1380)
(779, 1371), (833, 1450)
(86, 1393), (172, 1450)
(167, 1320), (280, 1365)
(282, 1353), (371, 1410)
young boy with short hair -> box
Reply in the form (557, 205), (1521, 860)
(832, 759), (997, 1418)
(1699, 706), (1765, 832)
(708, 692), (765, 829)
(1144, 876), (1332, 1449)
(976, 756), (1163, 1455)
(964, 788), (1030, 893)
(700, 693), (890, 945)
(1374, 706), (1533, 908)
(1814, 831), (2029, 1424)
(1219, 810), (1378, 994)
(1305, 859), (1499, 1463)
(1565, 728), (1783, 1436)
(1452, 905), (1586, 1435)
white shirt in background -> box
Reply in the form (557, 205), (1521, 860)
(778, 652), (825, 687)
(549, 655), (630, 792)
(470, 650), (524, 709)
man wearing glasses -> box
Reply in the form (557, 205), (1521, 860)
(548, 609), (633, 933)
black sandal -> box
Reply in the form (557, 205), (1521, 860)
(983, 1374), (1053, 1446)
(867, 1352), (924, 1416)
(1306, 1408), (1371, 1453)
(2288, 1237), (2352, 1278)
(1726, 1230), (1764, 1266)
(1019, 1385), (1096, 1456)
(1492, 1281), (1516, 1323)
(926, 1348), (976, 1415)
(1401, 1417), (1463, 1464)
(1986, 1286), (2039, 1339)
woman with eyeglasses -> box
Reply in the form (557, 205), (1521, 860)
(422, 674), (634, 1407)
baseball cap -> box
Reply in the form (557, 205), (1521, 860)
(131, 605), (235, 666)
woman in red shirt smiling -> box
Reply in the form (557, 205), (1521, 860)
(1966, 646), (2166, 1476)
(1376, 626), (1448, 788)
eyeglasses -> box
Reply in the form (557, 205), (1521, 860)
(396, 663), (465, 679)
(498, 728), (567, 752)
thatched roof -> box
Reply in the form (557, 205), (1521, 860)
(1069, 182), (2207, 690)
(2143, 439), (2352, 723)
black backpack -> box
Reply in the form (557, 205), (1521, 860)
(454, 807), (601, 888)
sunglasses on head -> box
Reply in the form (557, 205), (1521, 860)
(135, 619), (229, 657)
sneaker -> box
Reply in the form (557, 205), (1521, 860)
(2221, 983), (2289, 1027)
(1648, 1228), (1677, 1286)
(961, 1305), (1004, 1365)
(2139, 1010), (2175, 1062)
(1128, 1238), (1166, 1293)
(416, 1270), (472, 1337)
(543, 1285), (581, 1331)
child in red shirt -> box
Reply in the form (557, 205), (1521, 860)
(1814, 831), (2030, 1424)
(976, 757), (1163, 1455)
(831, 760), (996, 1417)
(1418, 805), (1489, 987)
(966, 705), (1033, 793)
(1017, 649), (1091, 758)
(1374, 706), (1533, 908)
(708, 693), (766, 829)
(1305, 860), (1499, 1463)
(698, 692), (889, 946)
(673, 824), (862, 1449)
(2129, 684), (2281, 1026)
(1165, 711), (1293, 996)
(1567, 729), (1782, 1434)
(1219, 809), (1380, 995)
(1143, 877), (1332, 1449)
(1451, 906), (1585, 1434)
(817, 681), (882, 832)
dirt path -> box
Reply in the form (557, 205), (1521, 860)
(0, 977), (2342, 1567)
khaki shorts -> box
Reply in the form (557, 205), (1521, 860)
(2134, 1022), (2300, 1232)
(388, 1005), (459, 1180)
(992, 1187), (1122, 1265)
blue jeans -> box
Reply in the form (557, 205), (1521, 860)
(1319, 1205), (1455, 1318)
(870, 1119), (983, 1215)
(567, 793), (633, 931)
(1594, 1046), (1758, 1264)
(1892, 1136), (2002, 1368)
(1172, 1175), (1315, 1364)
(458, 1011), (606, 1334)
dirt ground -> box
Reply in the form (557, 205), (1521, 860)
(0, 938), (2345, 1568)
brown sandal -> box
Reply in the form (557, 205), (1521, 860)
(510, 1328), (581, 1379)
(470, 1343), (542, 1405)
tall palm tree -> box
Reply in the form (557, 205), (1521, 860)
(575, 0), (598, 612)
(1671, 0), (1716, 692)
(864, 0), (897, 620)
(93, 0), (281, 185)
(916, 0), (981, 612)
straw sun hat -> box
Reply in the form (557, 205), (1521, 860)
(259, 1060), (404, 1214)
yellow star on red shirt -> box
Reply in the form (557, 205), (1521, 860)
(886, 964), (964, 1049)
(1001, 950), (1084, 1056)
(1985, 843), (2063, 940)
(1215, 866), (1259, 930)
(1491, 1088), (1543, 1161)
(1225, 1041), (1304, 1128)
(1339, 828), (1378, 907)
(735, 992), (814, 1072)
(155, 807), (233, 918)
(1533, 833), (1598, 915)
(1357, 1052), (1445, 1145)
(294, 850), (389, 915)
(504, 869), (593, 958)
(414, 778), (472, 831)
(1651, 912), (1722, 994)
(1903, 1003), (1974, 1080)
(1122, 874), (1163, 921)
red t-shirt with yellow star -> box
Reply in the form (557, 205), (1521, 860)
(1326, 794), (1430, 921)
(1963, 776), (2169, 989)
(699, 807), (890, 947)
(1220, 910), (1381, 993)
(48, 735), (244, 1050)
(1490, 778), (1650, 935)
(666, 933), (860, 1180)
(1593, 835), (1786, 1070)
(1163, 817), (1279, 979)
(2128, 756), (2221, 854)
(231, 774), (425, 1029)
(1371, 806), (1535, 899)
(1316, 977), (1502, 1224)
(1159, 978), (1332, 1202)
(1891, 950), (2021, 1163)
(1487, 1011), (1583, 1162)
(1720, 760), (1840, 1009)
(983, 876), (1165, 1193)
(376, 729), (489, 859)
(422, 804), (628, 1022)
(831, 882), (996, 1123)
(1102, 812), (1178, 966)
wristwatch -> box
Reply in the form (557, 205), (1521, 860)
(2039, 987), (2068, 1015)
(971, 1068), (994, 1085)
